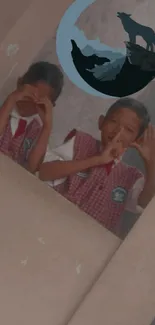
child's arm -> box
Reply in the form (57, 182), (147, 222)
(125, 176), (144, 214)
(39, 130), (125, 181)
(26, 125), (51, 173)
(138, 163), (155, 208)
(39, 155), (102, 181)
(25, 97), (52, 174)
(0, 85), (38, 136)
(127, 166), (155, 213)
(132, 124), (155, 209)
(0, 95), (15, 136)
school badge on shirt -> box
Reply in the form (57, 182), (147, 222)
(77, 171), (89, 178)
(24, 138), (33, 154)
(112, 187), (128, 203)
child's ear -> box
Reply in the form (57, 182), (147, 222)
(98, 115), (105, 130)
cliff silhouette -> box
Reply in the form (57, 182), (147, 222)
(71, 39), (155, 97)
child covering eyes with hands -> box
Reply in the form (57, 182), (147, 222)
(0, 61), (64, 173)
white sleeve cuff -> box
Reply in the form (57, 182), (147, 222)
(126, 176), (145, 214)
(43, 137), (75, 163)
(43, 137), (75, 188)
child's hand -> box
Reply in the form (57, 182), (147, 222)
(35, 97), (53, 128)
(9, 84), (39, 103)
(132, 124), (155, 167)
(99, 129), (126, 165)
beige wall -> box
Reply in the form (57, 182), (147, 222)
(0, 0), (155, 324)
(0, 0), (74, 100)
(0, 152), (120, 325)
(68, 197), (155, 325)
(0, 0), (32, 43)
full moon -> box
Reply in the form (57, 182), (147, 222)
(56, 0), (125, 98)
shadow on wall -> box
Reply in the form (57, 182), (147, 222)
(120, 85), (155, 239)
(150, 318), (155, 325)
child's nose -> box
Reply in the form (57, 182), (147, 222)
(113, 125), (121, 137)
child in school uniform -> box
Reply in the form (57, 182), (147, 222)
(38, 98), (155, 235)
(0, 61), (63, 173)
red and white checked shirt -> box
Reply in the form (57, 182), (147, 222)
(0, 109), (42, 164)
(43, 130), (144, 233)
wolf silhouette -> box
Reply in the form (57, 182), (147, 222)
(71, 40), (110, 70)
(117, 12), (155, 51)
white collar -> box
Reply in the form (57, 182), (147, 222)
(10, 109), (42, 136)
(11, 109), (42, 125)
(114, 156), (122, 165)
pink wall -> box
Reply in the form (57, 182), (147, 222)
(0, 0), (32, 43)
(0, 1), (155, 324)
(0, 0), (73, 100)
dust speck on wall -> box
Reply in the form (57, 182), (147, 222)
(20, 256), (28, 266)
(76, 261), (82, 275)
(6, 44), (19, 57)
(38, 237), (45, 245)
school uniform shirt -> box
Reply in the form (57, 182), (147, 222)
(43, 130), (144, 234)
(0, 109), (42, 164)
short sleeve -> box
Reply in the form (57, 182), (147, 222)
(43, 136), (75, 163)
(126, 176), (145, 214)
(42, 137), (75, 188)
(43, 145), (62, 163)
(64, 129), (77, 143)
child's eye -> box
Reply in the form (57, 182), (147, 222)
(127, 127), (133, 133)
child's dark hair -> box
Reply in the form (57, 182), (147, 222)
(21, 61), (64, 104)
(107, 97), (150, 137)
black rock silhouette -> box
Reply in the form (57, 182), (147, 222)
(71, 40), (110, 70)
(126, 42), (155, 71)
(71, 39), (155, 97)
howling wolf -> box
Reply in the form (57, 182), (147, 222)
(117, 12), (155, 51)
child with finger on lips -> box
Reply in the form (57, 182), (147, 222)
(38, 97), (155, 236)
(0, 61), (64, 173)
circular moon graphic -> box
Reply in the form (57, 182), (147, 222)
(56, 0), (155, 98)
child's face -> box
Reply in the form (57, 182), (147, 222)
(16, 81), (53, 117)
(99, 107), (141, 148)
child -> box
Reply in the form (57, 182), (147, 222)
(38, 98), (155, 235)
(0, 61), (64, 173)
